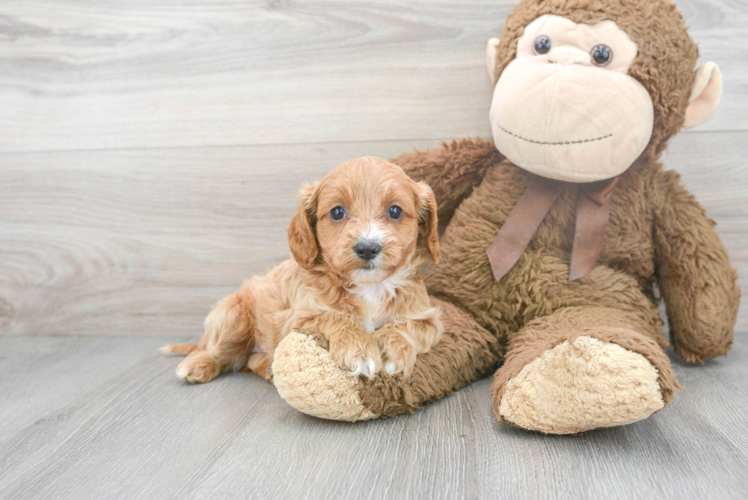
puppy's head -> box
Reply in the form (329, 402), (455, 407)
(288, 156), (439, 284)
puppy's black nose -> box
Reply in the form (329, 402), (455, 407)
(354, 241), (382, 261)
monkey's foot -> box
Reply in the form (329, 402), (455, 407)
(272, 331), (379, 421)
(492, 332), (678, 434)
(272, 299), (501, 421)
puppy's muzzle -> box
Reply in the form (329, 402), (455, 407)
(354, 241), (382, 262)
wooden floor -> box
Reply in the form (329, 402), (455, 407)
(1, 337), (747, 499)
(1, 1), (747, 498)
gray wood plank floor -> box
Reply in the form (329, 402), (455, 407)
(1, 0), (747, 498)
(0, 336), (747, 499)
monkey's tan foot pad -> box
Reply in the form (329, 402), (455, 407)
(494, 335), (665, 434)
(272, 331), (379, 421)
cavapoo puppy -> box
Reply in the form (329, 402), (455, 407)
(162, 156), (443, 383)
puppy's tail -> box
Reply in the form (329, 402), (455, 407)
(160, 343), (199, 356)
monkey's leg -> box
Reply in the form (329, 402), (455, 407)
(271, 299), (501, 421)
(492, 306), (680, 434)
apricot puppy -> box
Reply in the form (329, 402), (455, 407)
(163, 156), (443, 383)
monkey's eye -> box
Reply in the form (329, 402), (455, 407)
(330, 206), (346, 221)
(534, 36), (551, 55)
(387, 206), (403, 220)
(591, 44), (613, 67)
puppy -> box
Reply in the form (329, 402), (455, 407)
(162, 156), (443, 383)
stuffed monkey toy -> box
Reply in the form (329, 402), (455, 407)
(270, 0), (740, 434)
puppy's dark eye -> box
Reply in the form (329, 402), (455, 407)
(591, 44), (613, 66)
(330, 206), (346, 221)
(387, 206), (403, 220)
(534, 35), (551, 55)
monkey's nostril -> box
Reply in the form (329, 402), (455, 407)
(354, 241), (382, 262)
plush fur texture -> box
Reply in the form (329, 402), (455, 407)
(273, 331), (378, 421)
(163, 157), (444, 383)
(270, 0), (739, 434)
(498, 335), (665, 433)
(273, 298), (501, 419)
(491, 306), (682, 419)
(275, 136), (737, 432)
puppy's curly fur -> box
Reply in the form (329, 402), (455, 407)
(163, 157), (443, 382)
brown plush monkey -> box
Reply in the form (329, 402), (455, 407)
(270, 0), (740, 434)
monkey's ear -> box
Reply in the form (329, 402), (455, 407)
(486, 37), (501, 87)
(287, 183), (319, 269)
(415, 181), (440, 264)
(683, 62), (723, 129)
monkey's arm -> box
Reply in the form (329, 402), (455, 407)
(652, 169), (740, 363)
(391, 138), (504, 227)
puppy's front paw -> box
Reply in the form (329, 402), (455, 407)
(328, 334), (382, 379)
(176, 351), (220, 384)
(376, 329), (417, 377)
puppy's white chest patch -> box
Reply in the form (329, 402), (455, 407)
(352, 282), (393, 306)
(351, 271), (407, 333)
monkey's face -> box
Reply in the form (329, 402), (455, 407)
(489, 15), (654, 182)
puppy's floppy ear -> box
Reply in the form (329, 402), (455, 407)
(288, 183), (319, 269)
(415, 181), (440, 263)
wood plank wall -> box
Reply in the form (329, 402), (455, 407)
(1, 0), (746, 337)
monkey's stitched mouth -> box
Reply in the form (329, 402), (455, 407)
(497, 124), (613, 145)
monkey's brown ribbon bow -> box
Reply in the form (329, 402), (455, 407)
(486, 175), (618, 282)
